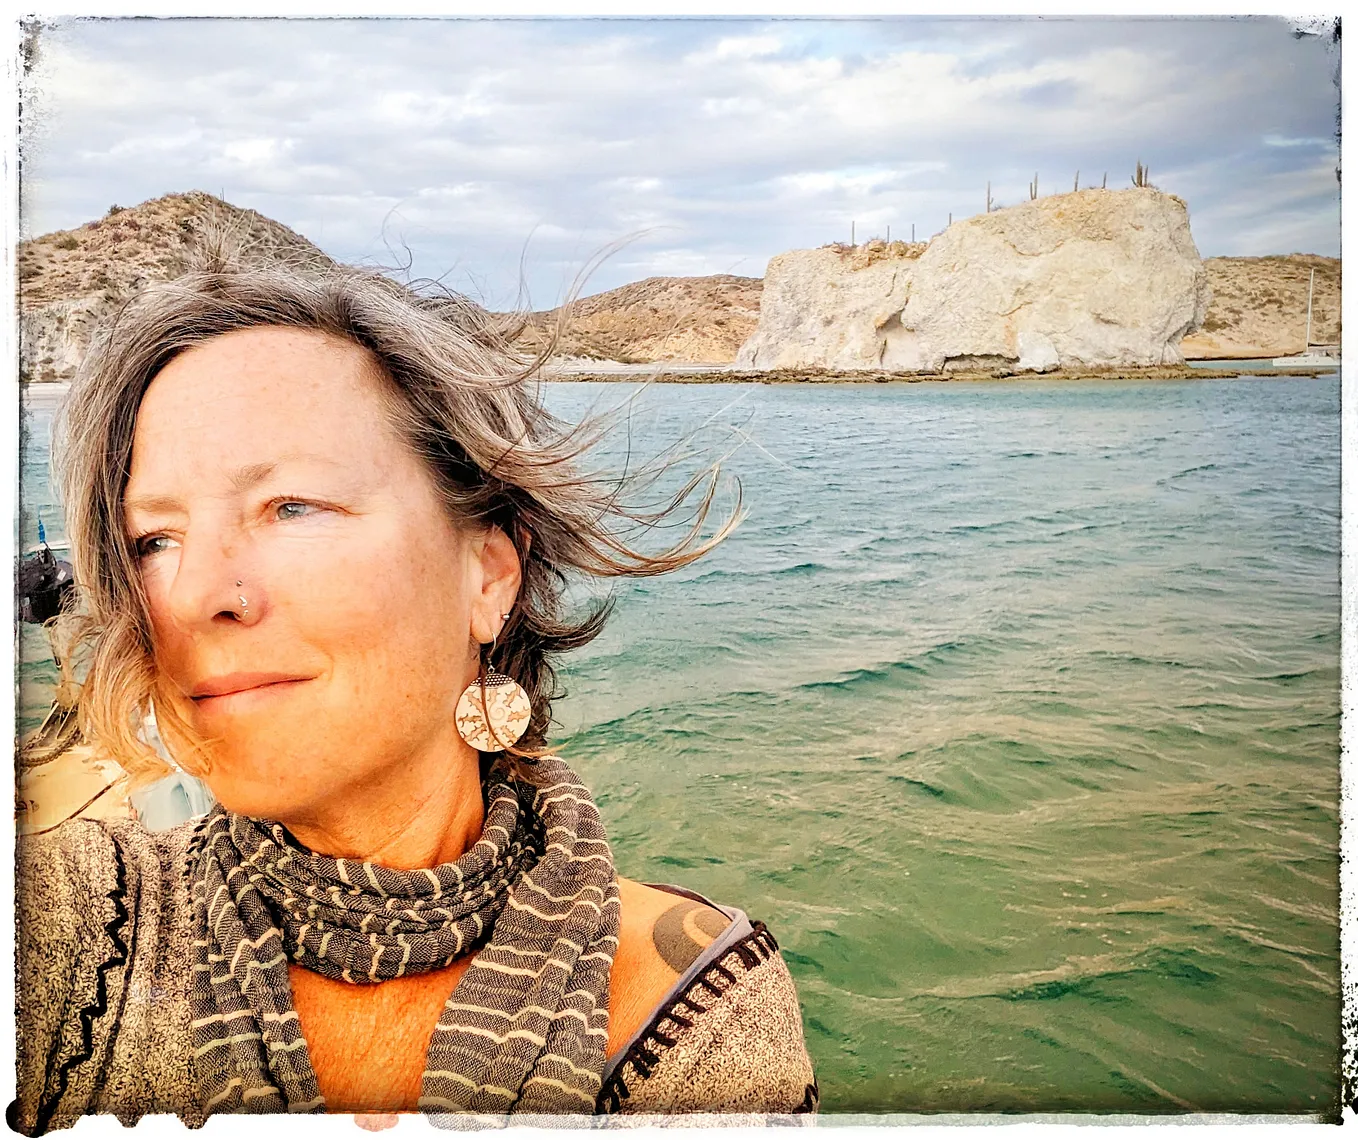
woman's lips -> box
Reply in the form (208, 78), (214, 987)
(189, 673), (314, 708)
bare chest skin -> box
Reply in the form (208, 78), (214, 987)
(287, 879), (719, 1113)
(289, 957), (474, 1112)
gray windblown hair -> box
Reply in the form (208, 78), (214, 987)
(48, 235), (741, 784)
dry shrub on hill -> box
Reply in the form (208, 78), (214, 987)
(515, 274), (763, 365)
(821, 239), (928, 270)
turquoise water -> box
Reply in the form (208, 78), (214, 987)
(19, 375), (1340, 1113)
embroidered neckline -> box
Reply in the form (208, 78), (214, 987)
(596, 921), (781, 1113)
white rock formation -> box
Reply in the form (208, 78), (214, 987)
(737, 188), (1211, 372)
(734, 244), (918, 371)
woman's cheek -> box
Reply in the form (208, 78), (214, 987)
(138, 555), (179, 626)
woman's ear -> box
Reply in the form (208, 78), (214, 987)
(468, 525), (522, 645)
(512, 518), (532, 562)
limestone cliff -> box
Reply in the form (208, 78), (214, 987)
(731, 242), (924, 371)
(516, 253), (1337, 366)
(19, 191), (331, 384)
(737, 188), (1211, 372)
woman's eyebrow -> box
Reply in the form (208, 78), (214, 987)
(228, 455), (356, 491)
(127, 455), (354, 514)
(124, 463), (281, 514)
(123, 491), (185, 516)
(229, 461), (279, 492)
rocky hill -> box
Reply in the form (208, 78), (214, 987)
(516, 274), (762, 364)
(18, 191), (1340, 382)
(1181, 254), (1340, 358)
(19, 191), (332, 384)
(740, 188), (1212, 372)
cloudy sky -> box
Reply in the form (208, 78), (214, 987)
(19, 15), (1341, 306)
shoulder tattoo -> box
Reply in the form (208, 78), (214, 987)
(651, 899), (731, 974)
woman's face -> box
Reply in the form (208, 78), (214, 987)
(124, 326), (518, 824)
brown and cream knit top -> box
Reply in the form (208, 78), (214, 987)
(11, 818), (819, 1133)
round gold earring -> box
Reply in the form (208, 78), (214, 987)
(454, 620), (531, 752)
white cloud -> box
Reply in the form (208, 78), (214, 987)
(1263, 134), (1337, 149)
(222, 138), (292, 166)
(686, 32), (784, 64)
(18, 17), (1341, 297)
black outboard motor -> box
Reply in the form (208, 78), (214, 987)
(17, 522), (75, 624)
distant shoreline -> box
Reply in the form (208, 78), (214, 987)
(22, 363), (1339, 397)
(541, 363), (1337, 384)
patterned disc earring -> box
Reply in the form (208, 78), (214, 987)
(455, 613), (532, 752)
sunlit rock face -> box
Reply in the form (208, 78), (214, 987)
(735, 241), (923, 371)
(737, 188), (1211, 372)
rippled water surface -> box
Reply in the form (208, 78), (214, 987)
(19, 375), (1340, 1113)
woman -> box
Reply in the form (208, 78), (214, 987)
(13, 251), (818, 1133)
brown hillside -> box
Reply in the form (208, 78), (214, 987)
(1182, 254), (1340, 359)
(517, 274), (763, 364)
(19, 191), (332, 384)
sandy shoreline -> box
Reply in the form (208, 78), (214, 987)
(21, 362), (1337, 400)
(541, 363), (1336, 384)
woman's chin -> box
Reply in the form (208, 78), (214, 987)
(186, 683), (332, 766)
(196, 738), (355, 824)
(205, 770), (332, 827)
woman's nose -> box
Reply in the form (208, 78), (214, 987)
(163, 532), (265, 631)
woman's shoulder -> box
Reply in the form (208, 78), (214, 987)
(18, 814), (200, 902)
(15, 815), (200, 1026)
(614, 879), (734, 976)
(603, 879), (818, 1116)
(13, 817), (202, 1135)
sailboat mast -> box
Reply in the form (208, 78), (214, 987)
(1305, 268), (1315, 350)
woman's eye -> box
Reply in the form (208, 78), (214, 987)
(275, 501), (313, 521)
(135, 534), (176, 558)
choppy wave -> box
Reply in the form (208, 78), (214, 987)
(20, 374), (1342, 1112)
(555, 377), (1340, 1113)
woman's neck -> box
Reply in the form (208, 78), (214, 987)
(278, 732), (487, 870)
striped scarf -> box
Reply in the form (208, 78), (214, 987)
(188, 755), (620, 1116)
